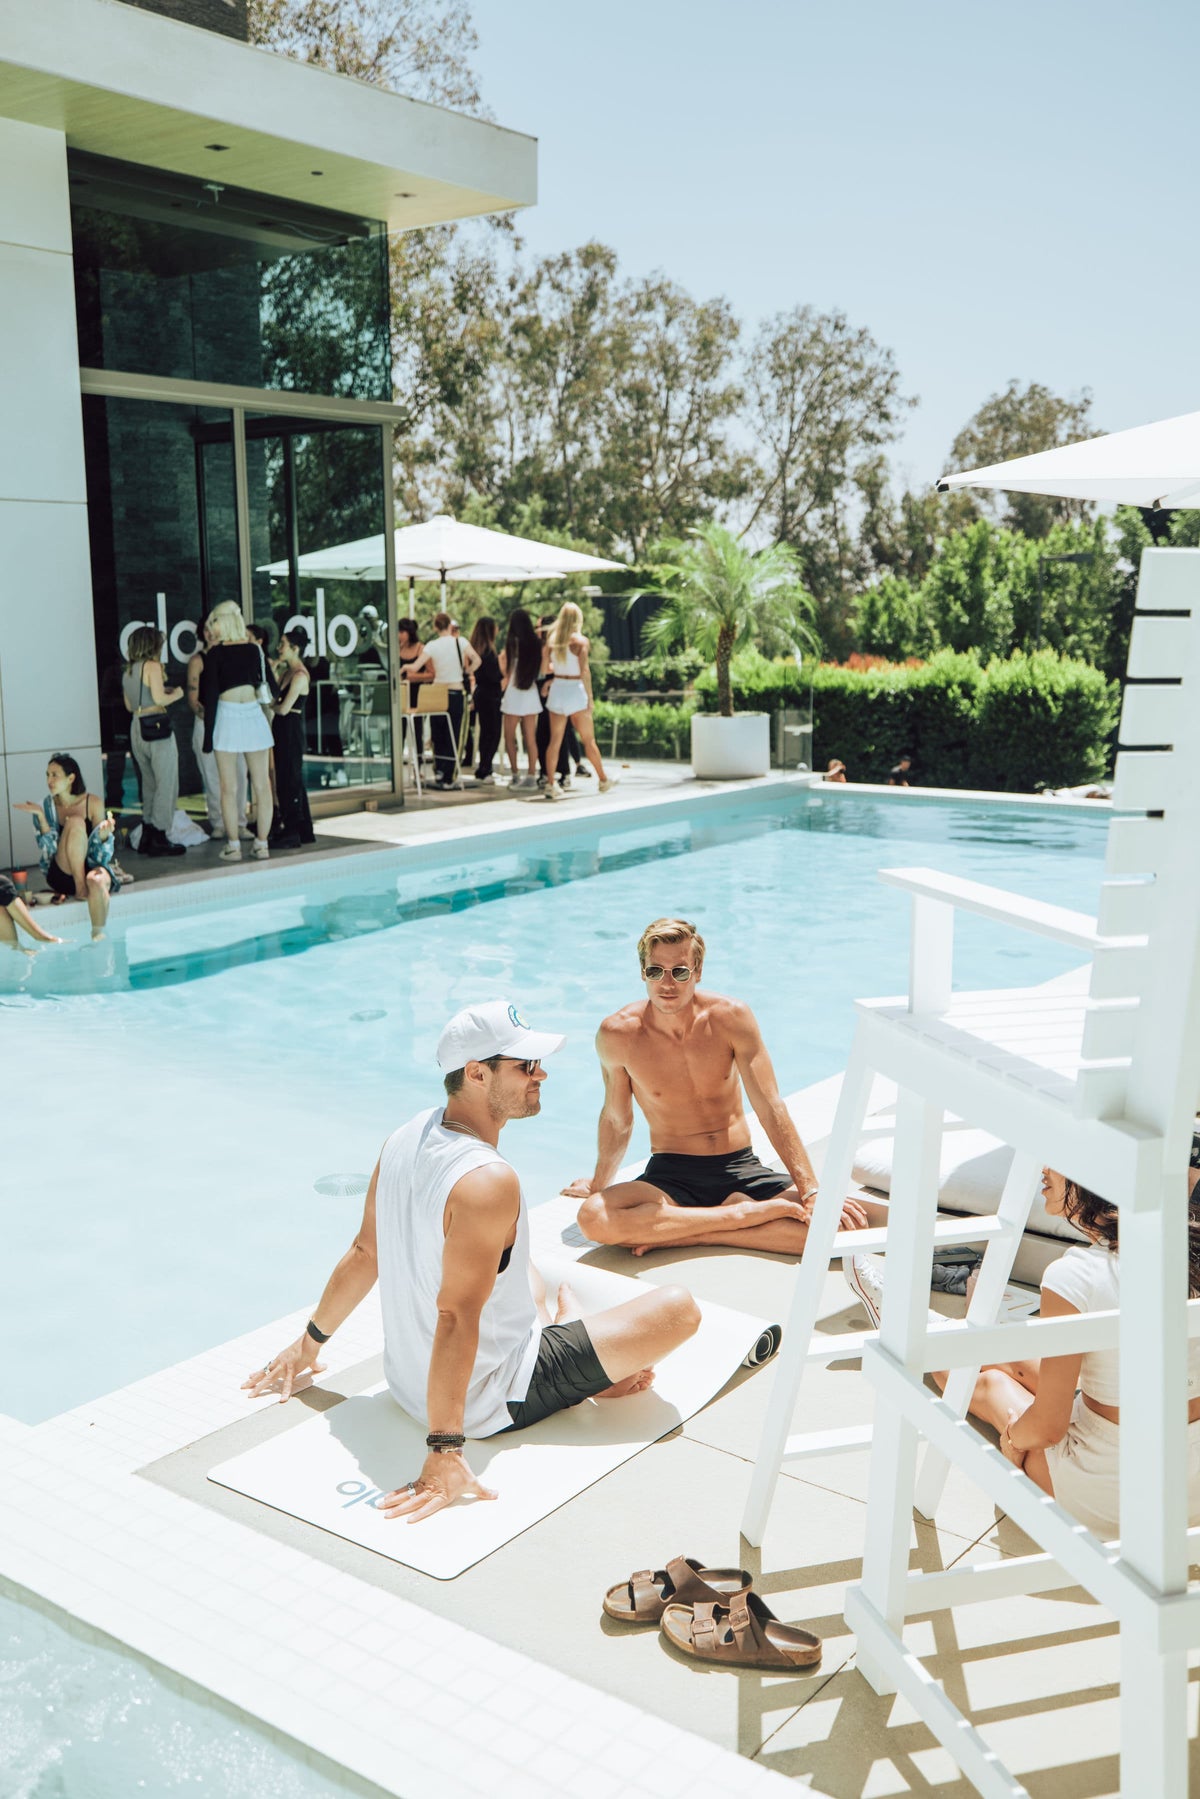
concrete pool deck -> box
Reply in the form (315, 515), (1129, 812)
(2, 1071), (1189, 1799)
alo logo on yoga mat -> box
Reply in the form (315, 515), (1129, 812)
(508, 1003), (529, 1029)
(337, 1480), (386, 1510)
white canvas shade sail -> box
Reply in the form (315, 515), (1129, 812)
(258, 513), (625, 584)
(937, 407), (1200, 510)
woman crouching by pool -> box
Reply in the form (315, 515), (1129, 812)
(935, 1162), (1200, 1538)
(13, 754), (122, 937)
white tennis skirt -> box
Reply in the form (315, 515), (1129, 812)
(546, 678), (588, 717)
(501, 683), (542, 718)
(213, 698), (274, 754)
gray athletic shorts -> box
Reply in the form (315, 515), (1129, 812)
(502, 1319), (611, 1431)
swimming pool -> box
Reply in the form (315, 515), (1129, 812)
(3, 787), (1107, 1426)
(0, 1586), (368, 1799)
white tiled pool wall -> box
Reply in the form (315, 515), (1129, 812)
(48, 771), (1109, 938)
(3, 776), (1107, 1795)
(98, 774), (813, 923)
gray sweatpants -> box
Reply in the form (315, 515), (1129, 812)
(132, 717), (179, 833)
(193, 713), (222, 829)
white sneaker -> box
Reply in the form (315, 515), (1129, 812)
(218, 841), (242, 862)
(843, 1253), (885, 1330)
(598, 776), (619, 795)
(237, 825), (254, 841)
(543, 783), (566, 801)
(251, 838), (270, 860)
(473, 774), (495, 786)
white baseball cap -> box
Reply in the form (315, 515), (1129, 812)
(435, 1000), (565, 1074)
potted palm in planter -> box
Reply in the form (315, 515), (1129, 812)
(635, 524), (818, 779)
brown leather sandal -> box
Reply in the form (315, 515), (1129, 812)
(602, 1556), (752, 1625)
(660, 1591), (822, 1669)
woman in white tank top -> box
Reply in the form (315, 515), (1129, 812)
(931, 1163), (1200, 1538)
(540, 601), (615, 800)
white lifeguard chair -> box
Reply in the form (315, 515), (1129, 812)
(745, 546), (1200, 1796)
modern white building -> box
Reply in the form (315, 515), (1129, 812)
(0, 0), (536, 866)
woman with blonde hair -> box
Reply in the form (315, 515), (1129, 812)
(121, 625), (185, 857)
(541, 601), (614, 799)
(199, 600), (276, 859)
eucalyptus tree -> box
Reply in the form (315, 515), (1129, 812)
(944, 380), (1098, 538)
(248, 0), (483, 108)
(604, 277), (751, 561)
(742, 305), (911, 612)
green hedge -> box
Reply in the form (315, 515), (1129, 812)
(593, 698), (699, 760)
(694, 647), (1119, 789)
(965, 652), (1117, 791)
(594, 650), (705, 695)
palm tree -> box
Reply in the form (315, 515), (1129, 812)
(635, 524), (819, 717)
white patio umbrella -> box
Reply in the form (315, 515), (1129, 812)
(937, 407), (1200, 510)
(258, 513), (624, 596)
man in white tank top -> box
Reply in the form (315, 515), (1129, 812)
(244, 1000), (701, 1522)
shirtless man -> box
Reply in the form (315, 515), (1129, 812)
(244, 1000), (700, 1521)
(567, 918), (875, 1255)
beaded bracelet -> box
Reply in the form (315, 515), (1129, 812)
(426, 1432), (466, 1453)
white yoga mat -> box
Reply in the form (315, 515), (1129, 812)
(209, 1257), (774, 1580)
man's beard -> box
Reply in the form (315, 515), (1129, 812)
(489, 1090), (540, 1123)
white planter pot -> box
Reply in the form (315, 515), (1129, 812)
(690, 711), (771, 779)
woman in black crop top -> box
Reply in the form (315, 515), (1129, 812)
(202, 601), (277, 860)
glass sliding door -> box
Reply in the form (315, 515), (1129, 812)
(82, 395), (238, 812)
(245, 416), (393, 798)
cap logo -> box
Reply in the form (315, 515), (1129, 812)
(508, 1003), (528, 1029)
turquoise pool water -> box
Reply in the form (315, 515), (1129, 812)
(0, 1589), (365, 1799)
(3, 789), (1107, 1427)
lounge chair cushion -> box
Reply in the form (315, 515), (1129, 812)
(852, 1117), (1088, 1244)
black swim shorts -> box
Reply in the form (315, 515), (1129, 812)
(503, 1319), (612, 1431)
(641, 1147), (794, 1209)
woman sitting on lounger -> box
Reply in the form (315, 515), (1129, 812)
(936, 1162), (1200, 1538)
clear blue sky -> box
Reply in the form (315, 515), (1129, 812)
(469, 0), (1200, 492)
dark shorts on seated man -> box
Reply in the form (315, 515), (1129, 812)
(502, 1318), (611, 1431)
(641, 1147), (793, 1209)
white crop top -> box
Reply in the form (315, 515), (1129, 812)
(1040, 1242), (1200, 1406)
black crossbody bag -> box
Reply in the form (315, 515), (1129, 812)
(138, 665), (172, 741)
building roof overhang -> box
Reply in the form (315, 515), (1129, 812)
(0, 0), (537, 231)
